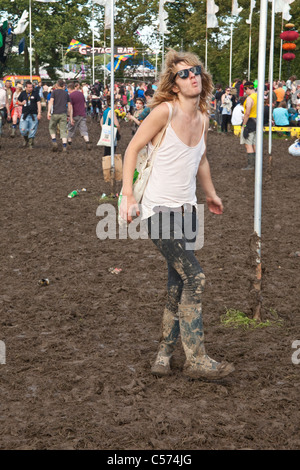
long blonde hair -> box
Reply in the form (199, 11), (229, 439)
(151, 49), (213, 115)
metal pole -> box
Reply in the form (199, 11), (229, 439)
(279, 13), (283, 81)
(92, 5), (95, 84)
(253, 0), (268, 321)
(110, 0), (114, 170)
(29, 0), (32, 80)
(229, 22), (233, 86)
(248, 22), (252, 81)
(268, 0), (275, 156)
(155, 50), (158, 81)
(162, 34), (165, 71)
(205, 28), (208, 70)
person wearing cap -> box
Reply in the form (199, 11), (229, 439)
(240, 81), (257, 170)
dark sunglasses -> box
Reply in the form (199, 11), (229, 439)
(175, 65), (201, 80)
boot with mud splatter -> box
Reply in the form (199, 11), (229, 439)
(151, 307), (180, 377)
(179, 303), (235, 380)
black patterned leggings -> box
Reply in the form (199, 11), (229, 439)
(147, 211), (205, 314)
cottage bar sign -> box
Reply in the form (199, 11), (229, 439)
(79, 46), (136, 56)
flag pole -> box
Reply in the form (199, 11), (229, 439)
(248, 21), (252, 81)
(110, 0), (115, 191)
(268, 0), (275, 157)
(29, 0), (32, 80)
(279, 13), (283, 81)
(205, 26), (208, 70)
(229, 21), (233, 86)
(92, 4), (95, 84)
(253, 0), (268, 322)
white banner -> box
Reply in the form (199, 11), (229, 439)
(207, 0), (219, 29)
(232, 0), (243, 16)
(93, 0), (112, 29)
(246, 0), (256, 25)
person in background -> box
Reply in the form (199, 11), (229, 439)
(17, 80), (42, 149)
(0, 82), (11, 137)
(10, 83), (23, 138)
(274, 82), (285, 106)
(127, 97), (144, 135)
(47, 79), (71, 152)
(67, 81), (91, 150)
(231, 96), (246, 127)
(221, 87), (233, 133)
(273, 101), (290, 127)
(100, 95), (120, 157)
(240, 81), (257, 170)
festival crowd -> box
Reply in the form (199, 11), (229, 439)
(0, 74), (299, 153)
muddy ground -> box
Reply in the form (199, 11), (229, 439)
(0, 114), (299, 451)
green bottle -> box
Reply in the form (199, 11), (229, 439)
(68, 188), (86, 198)
(118, 169), (139, 208)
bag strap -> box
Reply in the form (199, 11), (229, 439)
(148, 102), (173, 164)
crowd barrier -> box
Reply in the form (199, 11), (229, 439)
(233, 125), (300, 138)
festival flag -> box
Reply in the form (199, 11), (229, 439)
(271, 0), (295, 21)
(158, 0), (175, 35)
(13, 10), (29, 35)
(93, 0), (112, 29)
(207, 0), (219, 29)
(232, 0), (243, 16)
(18, 37), (25, 54)
(65, 39), (90, 54)
(246, 0), (256, 25)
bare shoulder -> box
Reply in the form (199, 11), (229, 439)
(149, 101), (171, 121)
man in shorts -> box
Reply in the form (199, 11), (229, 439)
(47, 79), (71, 152)
(67, 81), (91, 150)
(240, 81), (257, 170)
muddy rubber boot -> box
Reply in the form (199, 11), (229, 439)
(86, 141), (92, 151)
(179, 303), (235, 380)
(242, 153), (255, 170)
(151, 308), (180, 377)
(28, 138), (34, 149)
(10, 127), (16, 138)
(52, 141), (58, 152)
(23, 136), (29, 147)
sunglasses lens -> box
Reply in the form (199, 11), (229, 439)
(178, 69), (189, 79)
(192, 66), (201, 75)
(177, 65), (201, 79)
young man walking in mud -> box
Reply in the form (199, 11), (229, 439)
(17, 81), (42, 149)
(47, 79), (71, 152)
(120, 49), (235, 380)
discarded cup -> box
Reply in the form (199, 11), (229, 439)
(38, 278), (50, 286)
(68, 188), (87, 198)
(108, 267), (122, 275)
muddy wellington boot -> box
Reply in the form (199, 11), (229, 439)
(28, 138), (34, 149)
(10, 126), (16, 138)
(242, 153), (255, 170)
(178, 303), (235, 380)
(22, 135), (29, 147)
(151, 307), (180, 377)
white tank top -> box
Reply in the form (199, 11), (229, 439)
(141, 102), (206, 220)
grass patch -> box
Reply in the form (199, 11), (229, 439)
(220, 308), (283, 330)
